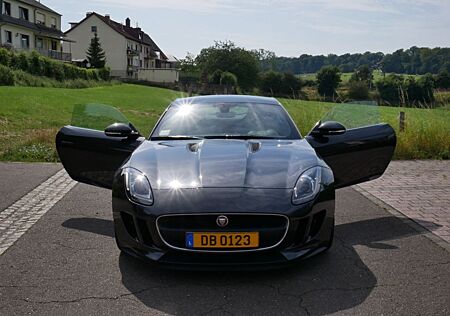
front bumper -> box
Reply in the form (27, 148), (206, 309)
(112, 177), (335, 270)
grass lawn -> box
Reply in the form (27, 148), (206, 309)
(0, 84), (448, 161)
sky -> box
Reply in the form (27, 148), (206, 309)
(43, 0), (450, 58)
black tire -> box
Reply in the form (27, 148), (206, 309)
(114, 230), (125, 252)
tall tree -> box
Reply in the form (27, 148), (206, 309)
(195, 41), (260, 91)
(350, 65), (373, 88)
(317, 66), (341, 98)
(86, 33), (106, 68)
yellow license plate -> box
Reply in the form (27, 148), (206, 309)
(186, 232), (259, 249)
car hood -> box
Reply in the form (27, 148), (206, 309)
(128, 139), (320, 189)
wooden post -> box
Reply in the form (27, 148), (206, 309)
(399, 111), (405, 132)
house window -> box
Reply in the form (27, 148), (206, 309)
(51, 40), (57, 51)
(139, 60), (142, 67)
(36, 37), (44, 49)
(91, 26), (97, 33)
(21, 34), (30, 49)
(19, 7), (29, 21)
(5, 31), (12, 44)
(3, 2), (11, 16)
(51, 17), (57, 29)
(36, 12), (45, 25)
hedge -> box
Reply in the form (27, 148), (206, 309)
(0, 48), (110, 82)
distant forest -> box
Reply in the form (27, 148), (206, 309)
(261, 47), (450, 75)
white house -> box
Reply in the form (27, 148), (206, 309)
(0, 0), (71, 61)
(63, 12), (179, 83)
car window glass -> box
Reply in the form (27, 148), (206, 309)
(71, 104), (130, 131)
(320, 101), (381, 129)
(152, 102), (296, 138)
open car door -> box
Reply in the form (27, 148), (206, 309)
(56, 104), (144, 189)
(306, 103), (396, 189)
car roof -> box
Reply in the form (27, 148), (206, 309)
(172, 95), (280, 105)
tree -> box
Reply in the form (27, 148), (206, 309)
(220, 72), (238, 86)
(259, 71), (283, 96)
(259, 71), (302, 97)
(252, 49), (277, 71)
(435, 69), (450, 89)
(179, 52), (198, 74)
(208, 69), (223, 84)
(195, 41), (260, 91)
(350, 65), (373, 88)
(86, 33), (106, 68)
(317, 66), (341, 98)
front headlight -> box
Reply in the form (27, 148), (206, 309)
(292, 167), (322, 205)
(123, 168), (153, 205)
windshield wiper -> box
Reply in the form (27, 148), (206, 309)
(151, 135), (204, 141)
(202, 135), (279, 140)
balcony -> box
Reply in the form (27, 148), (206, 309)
(36, 48), (71, 62)
(127, 65), (140, 72)
(127, 48), (139, 56)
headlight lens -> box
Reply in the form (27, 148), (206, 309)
(292, 167), (322, 205)
(123, 168), (153, 205)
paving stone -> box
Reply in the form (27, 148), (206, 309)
(357, 160), (450, 247)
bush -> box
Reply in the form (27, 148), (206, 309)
(16, 52), (29, 72)
(0, 64), (14, 86)
(347, 81), (369, 100)
(29, 51), (44, 75)
(376, 74), (435, 106)
(0, 49), (111, 86)
(0, 48), (11, 66)
(13, 70), (53, 87)
(52, 62), (65, 81)
(98, 67), (110, 81)
(282, 73), (302, 97)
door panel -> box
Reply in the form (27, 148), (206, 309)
(56, 126), (144, 189)
(306, 123), (396, 189)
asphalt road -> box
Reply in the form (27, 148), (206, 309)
(0, 163), (449, 315)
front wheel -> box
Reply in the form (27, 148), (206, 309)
(114, 230), (125, 252)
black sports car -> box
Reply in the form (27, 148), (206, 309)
(56, 95), (396, 269)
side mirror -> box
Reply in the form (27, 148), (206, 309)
(105, 123), (135, 138)
(310, 121), (346, 137)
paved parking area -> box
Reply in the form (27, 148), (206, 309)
(357, 160), (450, 246)
(0, 162), (449, 315)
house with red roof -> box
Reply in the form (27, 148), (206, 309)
(63, 12), (178, 82)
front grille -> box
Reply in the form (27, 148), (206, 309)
(157, 214), (289, 252)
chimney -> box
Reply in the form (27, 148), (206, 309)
(125, 18), (130, 27)
(69, 22), (78, 29)
(105, 14), (110, 22)
(86, 12), (92, 17)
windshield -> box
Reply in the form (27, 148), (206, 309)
(151, 102), (300, 139)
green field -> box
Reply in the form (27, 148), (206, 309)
(0, 84), (448, 161)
